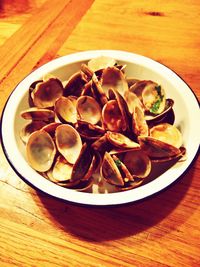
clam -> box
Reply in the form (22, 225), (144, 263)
(92, 74), (108, 106)
(20, 107), (55, 121)
(138, 136), (182, 159)
(150, 123), (182, 148)
(102, 100), (123, 132)
(76, 120), (105, 140)
(54, 96), (77, 124)
(20, 121), (47, 143)
(48, 155), (73, 183)
(76, 95), (102, 125)
(70, 143), (94, 182)
(123, 150), (151, 178)
(124, 90), (143, 114)
(132, 105), (149, 137)
(55, 124), (82, 164)
(142, 83), (166, 115)
(130, 80), (154, 102)
(26, 130), (56, 172)
(31, 77), (63, 108)
(88, 56), (116, 72)
(101, 66), (128, 97)
(106, 131), (140, 149)
(42, 122), (62, 137)
(100, 152), (124, 186)
(108, 88), (131, 132)
(63, 71), (87, 97)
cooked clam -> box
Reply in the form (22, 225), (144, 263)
(21, 107), (55, 121)
(88, 56), (116, 72)
(106, 131), (140, 149)
(20, 121), (47, 143)
(138, 136), (181, 158)
(54, 96), (77, 124)
(64, 71), (87, 97)
(150, 123), (182, 148)
(123, 150), (151, 178)
(55, 124), (82, 164)
(101, 66), (128, 97)
(76, 95), (101, 124)
(132, 105), (149, 137)
(26, 130), (56, 172)
(102, 100), (123, 132)
(76, 120), (105, 140)
(31, 77), (63, 108)
(124, 90), (143, 114)
(100, 152), (124, 186)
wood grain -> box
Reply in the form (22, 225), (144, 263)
(0, 0), (199, 266)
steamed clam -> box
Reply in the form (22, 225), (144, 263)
(20, 56), (186, 193)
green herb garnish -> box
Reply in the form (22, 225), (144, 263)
(114, 159), (122, 167)
(150, 85), (164, 114)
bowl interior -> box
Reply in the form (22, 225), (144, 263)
(2, 50), (199, 205)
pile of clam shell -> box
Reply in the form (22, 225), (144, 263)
(20, 56), (186, 192)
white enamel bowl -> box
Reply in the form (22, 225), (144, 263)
(1, 50), (199, 206)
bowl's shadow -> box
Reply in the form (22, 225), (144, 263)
(36, 167), (195, 242)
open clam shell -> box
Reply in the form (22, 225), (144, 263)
(123, 150), (151, 178)
(64, 71), (87, 97)
(150, 123), (183, 148)
(101, 66), (128, 97)
(132, 105), (149, 137)
(106, 131), (140, 149)
(55, 124), (82, 164)
(70, 143), (94, 182)
(124, 90), (143, 114)
(20, 121), (47, 144)
(54, 96), (77, 124)
(26, 130), (56, 172)
(88, 56), (116, 72)
(31, 77), (63, 108)
(102, 100), (123, 132)
(138, 136), (182, 159)
(100, 152), (124, 186)
(20, 107), (55, 121)
(76, 95), (102, 125)
(76, 120), (105, 140)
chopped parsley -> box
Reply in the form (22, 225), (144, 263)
(150, 85), (164, 114)
(114, 159), (122, 167)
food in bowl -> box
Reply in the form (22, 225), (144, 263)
(19, 56), (186, 193)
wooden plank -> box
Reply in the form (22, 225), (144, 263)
(0, 0), (94, 112)
(58, 0), (200, 97)
(0, 0), (69, 83)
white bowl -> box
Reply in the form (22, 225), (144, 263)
(1, 50), (199, 206)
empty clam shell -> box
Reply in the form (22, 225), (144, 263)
(26, 130), (56, 172)
(138, 136), (181, 158)
(31, 77), (63, 108)
(55, 124), (82, 164)
(42, 122), (62, 137)
(106, 131), (140, 149)
(124, 90), (143, 114)
(150, 123), (182, 148)
(76, 95), (101, 124)
(51, 155), (73, 182)
(70, 143), (94, 182)
(54, 96), (77, 124)
(88, 56), (116, 72)
(20, 107), (55, 121)
(100, 152), (124, 186)
(123, 150), (151, 178)
(20, 121), (47, 144)
(76, 120), (105, 140)
(102, 100), (123, 132)
(132, 106), (149, 137)
(64, 71), (87, 97)
(101, 66), (128, 97)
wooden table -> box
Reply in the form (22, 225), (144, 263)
(0, 1), (199, 266)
